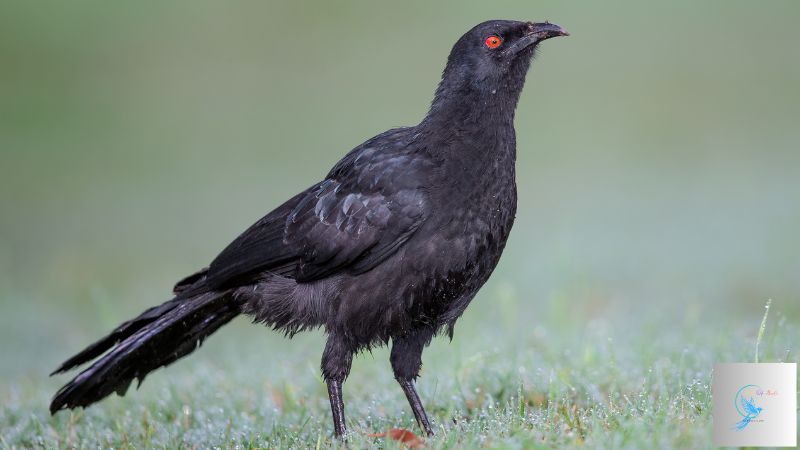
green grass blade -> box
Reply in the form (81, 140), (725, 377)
(755, 299), (772, 363)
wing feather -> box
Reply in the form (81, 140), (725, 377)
(205, 130), (431, 288)
(741, 396), (759, 416)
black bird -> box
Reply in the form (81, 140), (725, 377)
(50, 19), (567, 437)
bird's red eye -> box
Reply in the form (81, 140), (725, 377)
(485, 35), (502, 49)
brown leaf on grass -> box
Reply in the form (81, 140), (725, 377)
(368, 428), (424, 448)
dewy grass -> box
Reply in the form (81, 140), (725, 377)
(2, 304), (797, 449)
(755, 299), (772, 363)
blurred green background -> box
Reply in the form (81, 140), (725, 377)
(1, 0), (798, 447)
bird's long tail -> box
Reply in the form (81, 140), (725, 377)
(49, 292), (240, 414)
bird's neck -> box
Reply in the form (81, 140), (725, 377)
(422, 53), (533, 135)
(419, 85), (521, 172)
(415, 88), (519, 191)
(422, 85), (521, 132)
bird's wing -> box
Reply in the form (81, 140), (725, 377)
(202, 189), (310, 288)
(205, 136), (431, 288)
(283, 178), (426, 282)
(741, 396), (759, 416)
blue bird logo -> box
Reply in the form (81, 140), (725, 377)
(733, 384), (763, 431)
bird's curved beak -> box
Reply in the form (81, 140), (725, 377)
(504, 22), (569, 57)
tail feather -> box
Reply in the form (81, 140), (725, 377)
(50, 298), (185, 375)
(50, 292), (239, 414)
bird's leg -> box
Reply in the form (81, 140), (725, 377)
(321, 335), (353, 438)
(390, 329), (435, 436)
(326, 378), (346, 438)
(397, 377), (433, 436)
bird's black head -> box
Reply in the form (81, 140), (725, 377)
(428, 20), (568, 121)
